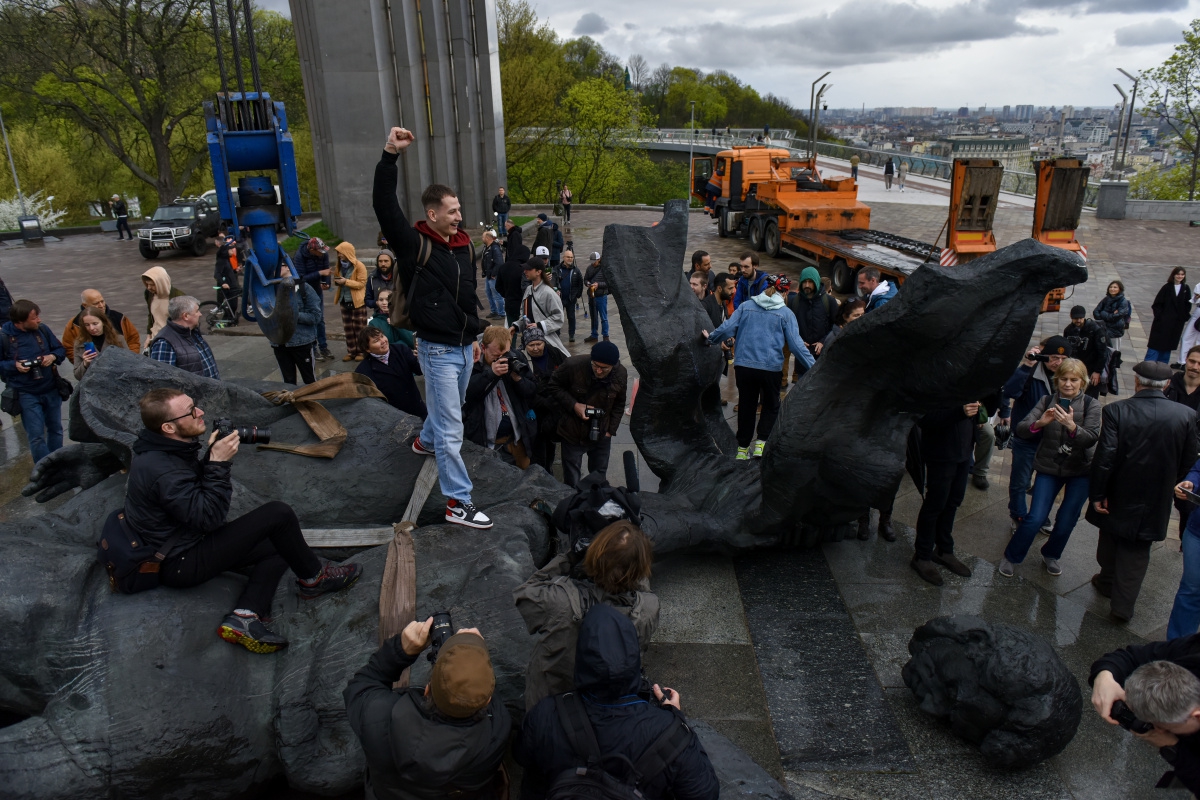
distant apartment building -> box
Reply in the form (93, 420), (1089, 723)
(931, 135), (1033, 172)
(1015, 104), (1034, 122)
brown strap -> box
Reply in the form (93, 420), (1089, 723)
(380, 522), (417, 688)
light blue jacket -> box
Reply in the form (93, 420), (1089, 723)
(707, 292), (814, 374)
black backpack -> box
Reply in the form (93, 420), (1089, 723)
(545, 692), (693, 800)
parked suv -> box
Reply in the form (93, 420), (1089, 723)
(137, 198), (221, 259)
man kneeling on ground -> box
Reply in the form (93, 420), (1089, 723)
(125, 388), (363, 653)
(344, 618), (512, 800)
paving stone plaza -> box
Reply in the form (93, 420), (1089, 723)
(2, 178), (1198, 797)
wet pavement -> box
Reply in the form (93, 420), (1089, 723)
(1, 204), (1196, 798)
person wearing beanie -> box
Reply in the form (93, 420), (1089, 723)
(344, 617), (511, 800)
(363, 248), (397, 313)
(522, 324), (567, 471)
(548, 340), (628, 487)
(998, 335), (1073, 528)
(514, 604), (718, 800)
(518, 255), (570, 358)
(703, 274), (814, 460)
(1064, 304), (1110, 399)
(785, 266), (839, 382)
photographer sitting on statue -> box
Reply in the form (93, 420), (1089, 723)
(119, 388), (363, 653)
(344, 617), (512, 800)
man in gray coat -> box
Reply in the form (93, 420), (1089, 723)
(1088, 360), (1200, 621)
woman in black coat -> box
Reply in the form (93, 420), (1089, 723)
(1147, 266), (1191, 364)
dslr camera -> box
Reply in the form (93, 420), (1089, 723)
(1028, 352), (1051, 363)
(17, 358), (42, 380)
(1111, 699), (1154, 734)
(584, 407), (605, 442)
(427, 610), (454, 663)
(212, 417), (272, 445)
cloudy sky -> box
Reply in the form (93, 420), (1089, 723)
(258, 0), (1195, 110)
(528, 0), (1197, 110)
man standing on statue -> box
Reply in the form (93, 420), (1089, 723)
(373, 126), (492, 530)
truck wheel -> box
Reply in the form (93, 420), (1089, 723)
(831, 259), (856, 294)
(191, 234), (208, 257)
(764, 221), (781, 258)
(139, 242), (159, 260)
(717, 212), (729, 238)
(748, 217), (765, 251)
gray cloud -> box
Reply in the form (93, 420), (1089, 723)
(1115, 17), (1185, 46)
(573, 12), (610, 35)
(996, 0), (1187, 12)
(652, 0), (1047, 70)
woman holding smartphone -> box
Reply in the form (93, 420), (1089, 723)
(998, 358), (1102, 578)
(72, 307), (121, 380)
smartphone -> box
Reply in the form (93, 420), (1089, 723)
(1182, 488), (1200, 507)
(1057, 398), (1072, 412)
(83, 342), (97, 356)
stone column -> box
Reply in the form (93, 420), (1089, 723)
(290, 0), (506, 244)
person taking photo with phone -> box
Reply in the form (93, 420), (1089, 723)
(997, 358), (1101, 579)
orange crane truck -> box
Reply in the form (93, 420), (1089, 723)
(692, 146), (941, 294)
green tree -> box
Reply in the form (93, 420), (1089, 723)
(1140, 19), (1200, 200)
(0, 0), (219, 205)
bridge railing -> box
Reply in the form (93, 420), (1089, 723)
(642, 129), (1101, 207)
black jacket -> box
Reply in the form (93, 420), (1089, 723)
(918, 406), (976, 464)
(344, 636), (512, 800)
(786, 289), (839, 346)
(528, 346), (567, 439)
(702, 293), (726, 330)
(496, 247), (529, 310)
(549, 355), (627, 444)
(123, 430), (232, 556)
(584, 262), (608, 298)
(214, 244), (241, 295)
(464, 351), (538, 448)
(481, 241), (504, 281)
(293, 245), (329, 293)
(364, 266), (396, 311)
(373, 151), (483, 346)
(1090, 635), (1200, 796)
(492, 194), (511, 215)
(356, 346), (426, 419)
(1149, 282), (1193, 353)
(1167, 372), (1200, 411)
(1063, 319), (1109, 376)
(1087, 390), (1200, 542)
(513, 605), (718, 800)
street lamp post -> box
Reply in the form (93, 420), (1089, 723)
(1112, 84), (1127, 180)
(1117, 68), (1139, 174)
(809, 71), (830, 158)
(688, 100), (696, 200)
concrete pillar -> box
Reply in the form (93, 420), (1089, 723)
(1095, 180), (1128, 220)
(290, 0), (506, 244)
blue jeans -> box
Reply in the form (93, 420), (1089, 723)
(591, 295), (609, 337)
(1004, 473), (1089, 563)
(485, 278), (505, 316)
(1006, 436), (1038, 521)
(18, 389), (63, 464)
(1145, 347), (1172, 364)
(496, 213), (508, 230)
(1169, 522), (1200, 638)
(314, 285), (328, 350)
(417, 341), (474, 503)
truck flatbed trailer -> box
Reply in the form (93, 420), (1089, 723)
(779, 228), (941, 293)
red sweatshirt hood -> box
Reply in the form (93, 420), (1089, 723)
(415, 220), (472, 250)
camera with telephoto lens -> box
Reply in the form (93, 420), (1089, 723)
(584, 407), (605, 442)
(1111, 699), (1154, 734)
(1028, 352), (1051, 363)
(427, 610), (454, 663)
(212, 417), (271, 445)
(17, 358), (43, 381)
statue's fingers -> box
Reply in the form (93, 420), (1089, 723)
(35, 482), (74, 503)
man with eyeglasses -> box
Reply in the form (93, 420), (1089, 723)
(123, 388), (363, 653)
(548, 341), (628, 488)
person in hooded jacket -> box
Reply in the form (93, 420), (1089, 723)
(703, 274), (813, 461)
(214, 235), (241, 321)
(293, 237), (333, 361)
(344, 618), (512, 800)
(373, 126), (492, 530)
(332, 241), (370, 362)
(497, 236), (530, 328)
(785, 266), (839, 382)
(141, 266), (185, 342)
(513, 520), (660, 711)
(514, 603), (718, 800)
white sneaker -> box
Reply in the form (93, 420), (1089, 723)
(998, 558), (1015, 577)
(446, 500), (493, 529)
